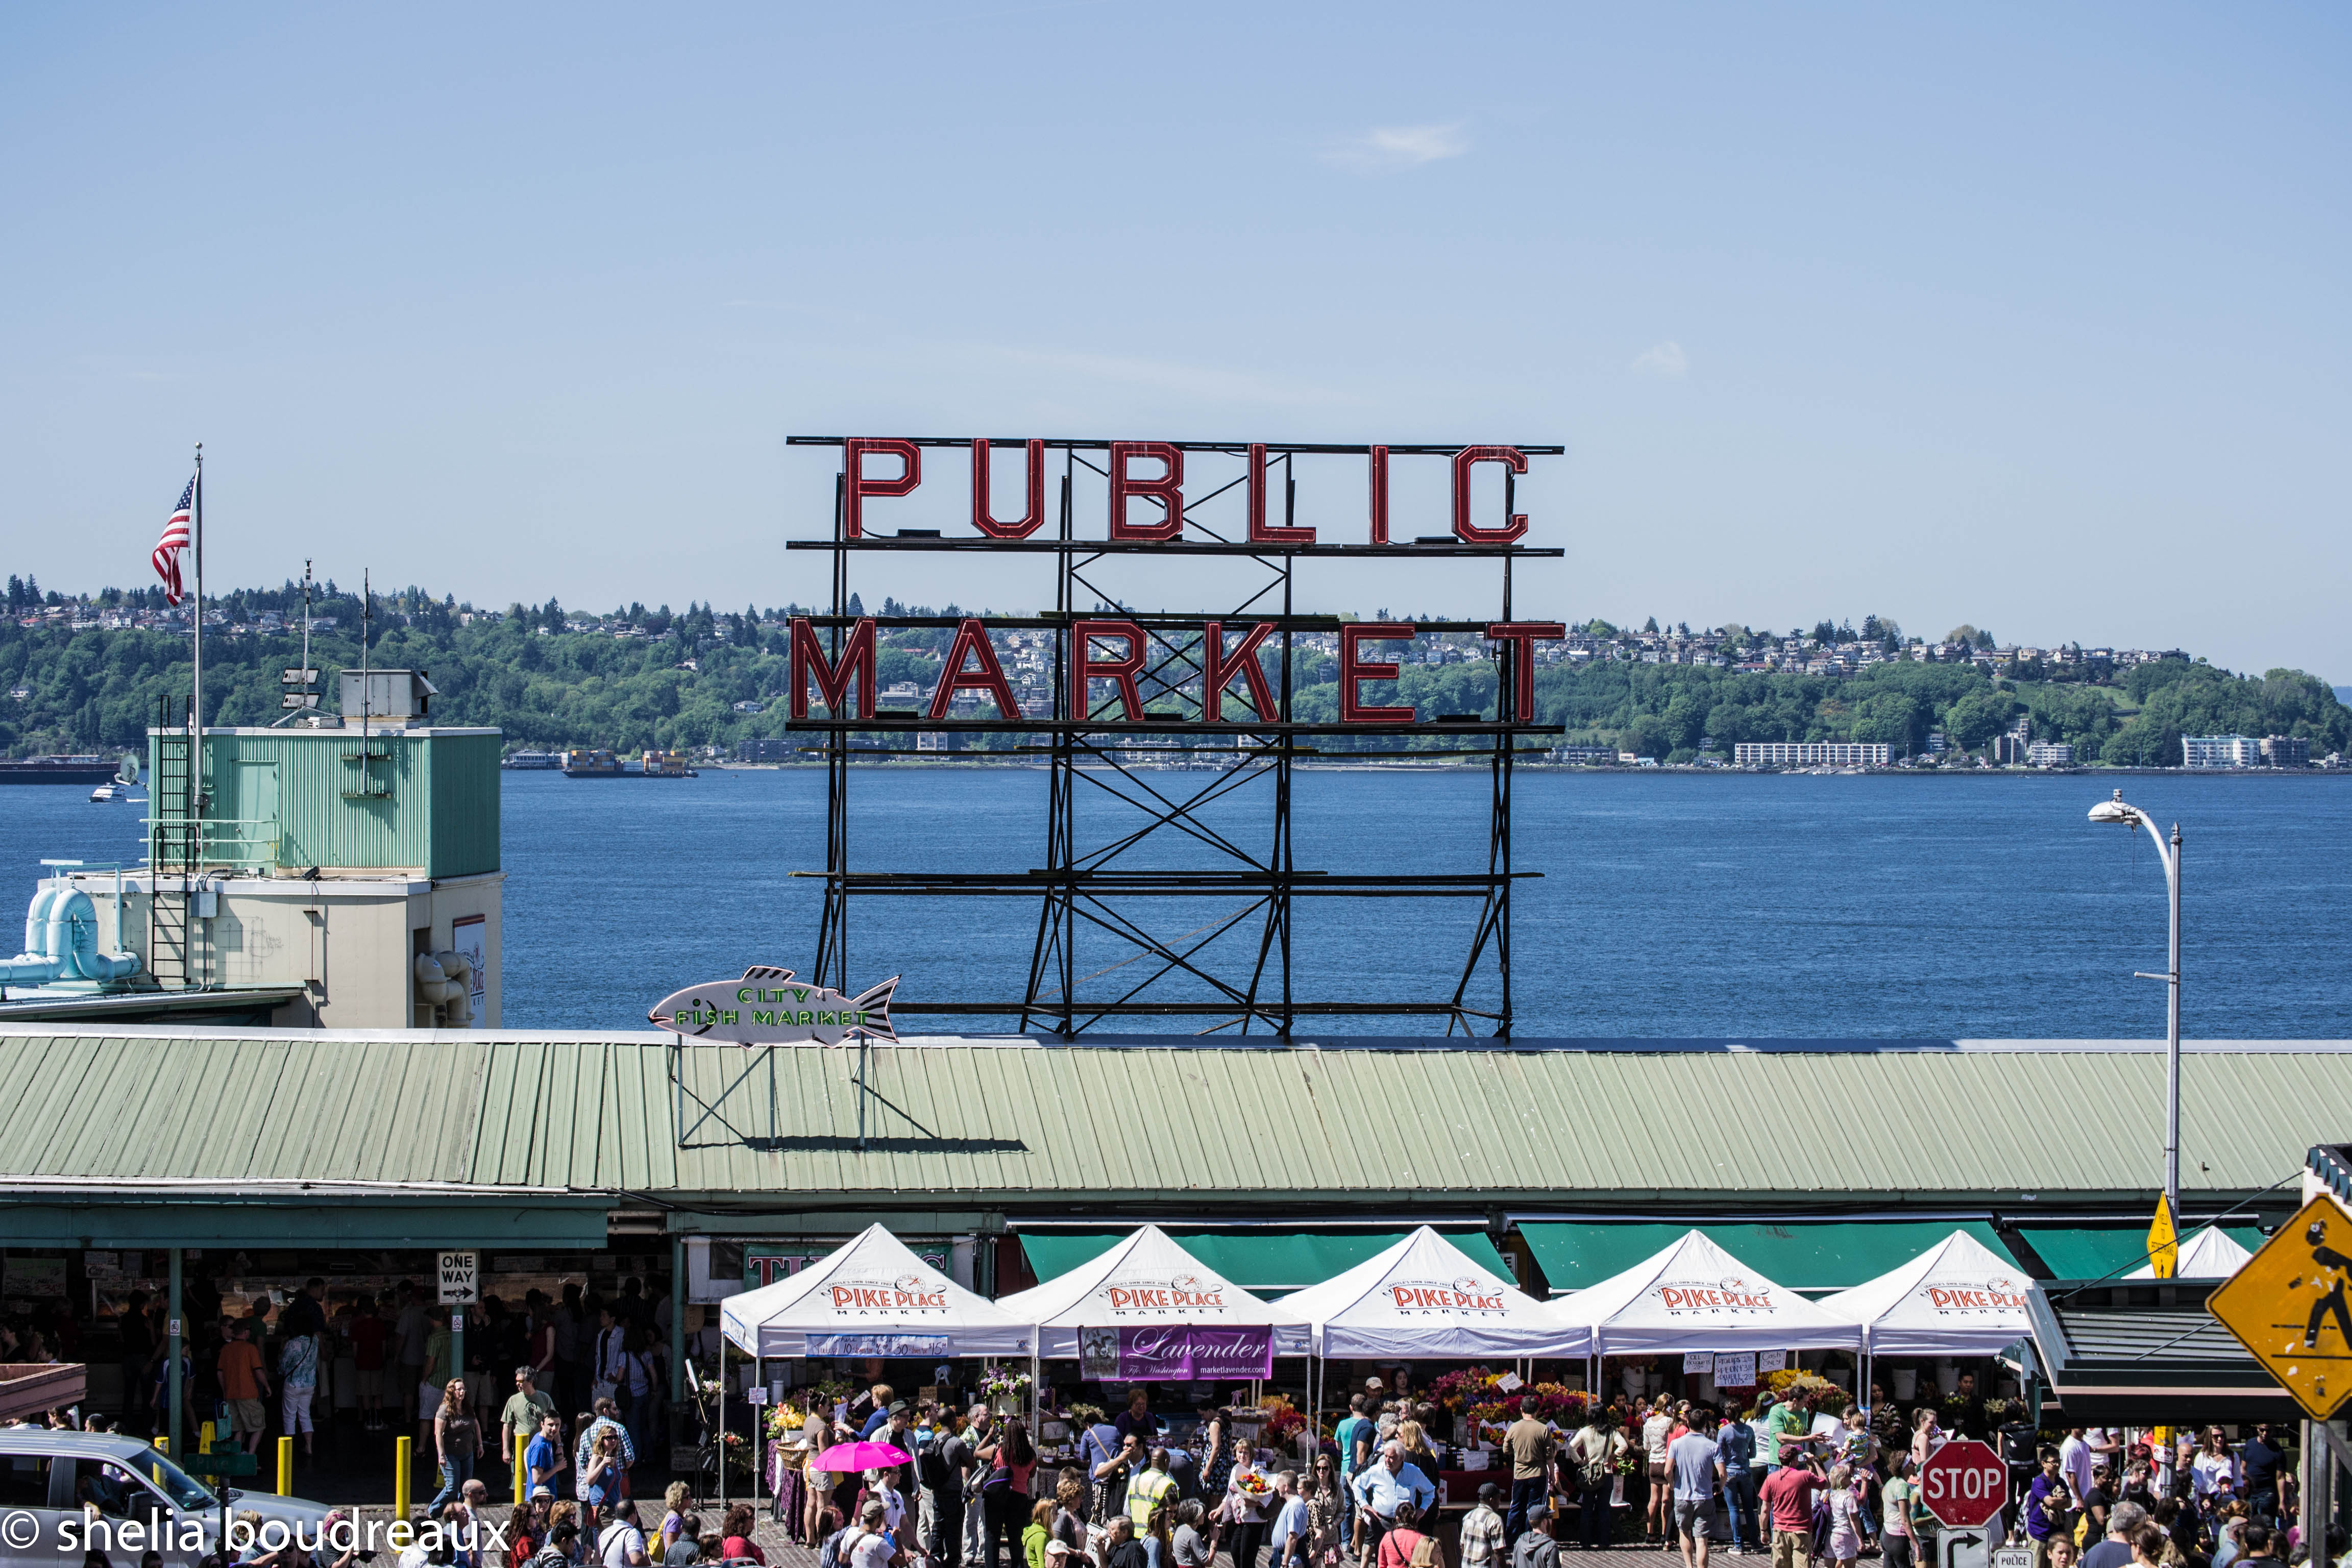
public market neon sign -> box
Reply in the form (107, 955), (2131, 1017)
(837, 438), (1540, 546)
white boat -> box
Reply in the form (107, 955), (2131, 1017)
(88, 781), (132, 802)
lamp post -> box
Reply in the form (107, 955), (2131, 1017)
(2088, 789), (2182, 1210)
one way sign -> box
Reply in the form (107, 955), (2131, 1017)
(1938, 1532), (1990, 1568)
(438, 1250), (479, 1305)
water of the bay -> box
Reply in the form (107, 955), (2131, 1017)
(5, 768), (2346, 1038)
(14, 764), (2352, 1040)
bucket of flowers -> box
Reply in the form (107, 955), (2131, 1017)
(981, 1365), (1033, 1414)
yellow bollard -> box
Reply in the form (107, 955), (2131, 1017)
(514, 1433), (528, 1506)
(278, 1436), (293, 1496)
(394, 1435), (412, 1526)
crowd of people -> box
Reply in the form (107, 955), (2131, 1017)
(15, 1275), (678, 1504)
(740, 1376), (2336, 1568)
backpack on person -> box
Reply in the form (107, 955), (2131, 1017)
(1580, 1434), (1615, 1488)
(819, 1525), (854, 1568)
(918, 1441), (953, 1491)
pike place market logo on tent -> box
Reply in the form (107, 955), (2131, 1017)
(1917, 1277), (2032, 1316)
(1101, 1272), (1229, 1314)
(826, 1273), (952, 1316)
(1653, 1275), (1778, 1316)
(1387, 1277), (1510, 1315)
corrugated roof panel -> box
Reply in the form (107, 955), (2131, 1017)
(5, 1034), (2349, 1209)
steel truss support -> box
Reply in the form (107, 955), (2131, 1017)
(790, 439), (1561, 1038)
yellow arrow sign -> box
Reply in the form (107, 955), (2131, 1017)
(2148, 1193), (2178, 1280)
(2207, 1193), (2352, 1418)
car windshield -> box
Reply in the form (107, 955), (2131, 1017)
(131, 1448), (217, 1511)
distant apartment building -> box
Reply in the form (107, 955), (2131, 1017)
(1993, 733), (2029, 765)
(2262, 735), (2312, 767)
(2027, 740), (2074, 767)
(1549, 745), (1620, 765)
(735, 738), (795, 762)
(2182, 734), (2261, 769)
(1734, 742), (1892, 767)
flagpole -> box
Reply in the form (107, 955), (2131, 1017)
(191, 444), (204, 828)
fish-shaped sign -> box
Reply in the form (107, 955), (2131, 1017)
(649, 965), (899, 1045)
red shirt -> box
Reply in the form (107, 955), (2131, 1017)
(1760, 1468), (1819, 1532)
(351, 1315), (388, 1371)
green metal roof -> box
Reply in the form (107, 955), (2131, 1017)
(4, 1032), (2348, 1223)
(1018, 1230), (1515, 1292)
(1517, 1220), (2012, 1292)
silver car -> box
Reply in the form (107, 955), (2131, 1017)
(0, 1430), (333, 1568)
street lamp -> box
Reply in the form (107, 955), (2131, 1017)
(2088, 789), (2183, 1211)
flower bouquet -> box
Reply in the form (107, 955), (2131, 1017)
(980, 1365), (1033, 1413)
(1234, 1472), (1276, 1502)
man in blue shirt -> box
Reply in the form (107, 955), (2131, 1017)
(1351, 1443), (1436, 1561)
(1718, 1409), (1757, 1554)
(1333, 1395), (1376, 1553)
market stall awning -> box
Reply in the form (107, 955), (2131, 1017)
(2019, 1226), (2265, 1282)
(1279, 1226), (1588, 1359)
(1816, 1229), (2032, 1357)
(2124, 1226), (2257, 1279)
(997, 1223), (1309, 1358)
(1547, 1229), (1863, 1356)
(1019, 1230), (1514, 1294)
(720, 1222), (1033, 1360)
(1518, 1220), (2010, 1292)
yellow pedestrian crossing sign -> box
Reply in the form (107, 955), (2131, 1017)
(2207, 1193), (2352, 1418)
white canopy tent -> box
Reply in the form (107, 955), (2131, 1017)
(1282, 1225), (1589, 1359)
(1550, 1228), (1864, 1358)
(719, 1221), (1034, 1358)
(1281, 1225), (1585, 1440)
(996, 1222), (1310, 1358)
(1816, 1229), (2032, 1371)
(2126, 1226), (2253, 1279)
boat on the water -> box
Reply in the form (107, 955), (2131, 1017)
(501, 750), (564, 771)
(563, 747), (698, 778)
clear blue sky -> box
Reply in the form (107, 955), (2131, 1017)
(4, 4), (2345, 676)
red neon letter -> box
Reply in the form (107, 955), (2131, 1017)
(1109, 441), (1183, 541)
(843, 438), (920, 539)
(1452, 445), (1529, 544)
(971, 438), (1047, 540)
(1367, 445), (1390, 545)
(928, 618), (1022, 720)
(788, 617), (877, 720)
(1246, 444), (1314, 546)
(1485, 622), (1565, 720)
(1201, 621), (1277, 722)
(1339, 624), (1416, 723)
(1072, 619), (1147, 721)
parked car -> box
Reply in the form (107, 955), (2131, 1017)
(0, 1430), (333, 1568)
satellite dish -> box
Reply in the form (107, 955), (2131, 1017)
(116, 752), (140, 786)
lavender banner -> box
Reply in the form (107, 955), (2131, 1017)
(1185, 1325), (1274, 1380)
(1082, 1325), (1275, 1381)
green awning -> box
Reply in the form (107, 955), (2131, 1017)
(1517, 1221), (2012, 1292)
(1017, 1230), (1514, 1294)
(2014, 1227), (2266, 1281)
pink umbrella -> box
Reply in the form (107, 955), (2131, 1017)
(808, 1440), (914, 1472)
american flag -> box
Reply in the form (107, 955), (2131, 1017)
(153, 477), (193, 605)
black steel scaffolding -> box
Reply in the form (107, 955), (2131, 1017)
(785, 437), (1563, 1038)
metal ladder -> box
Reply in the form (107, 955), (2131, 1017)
(147, 696), (197, 989)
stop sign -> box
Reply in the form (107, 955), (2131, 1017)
(1920, 1438), (2009, 1529)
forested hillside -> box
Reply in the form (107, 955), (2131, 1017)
(3, 581), (2344, 764)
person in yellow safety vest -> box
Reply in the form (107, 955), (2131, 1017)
(1128, 1447), (1179, 1532)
